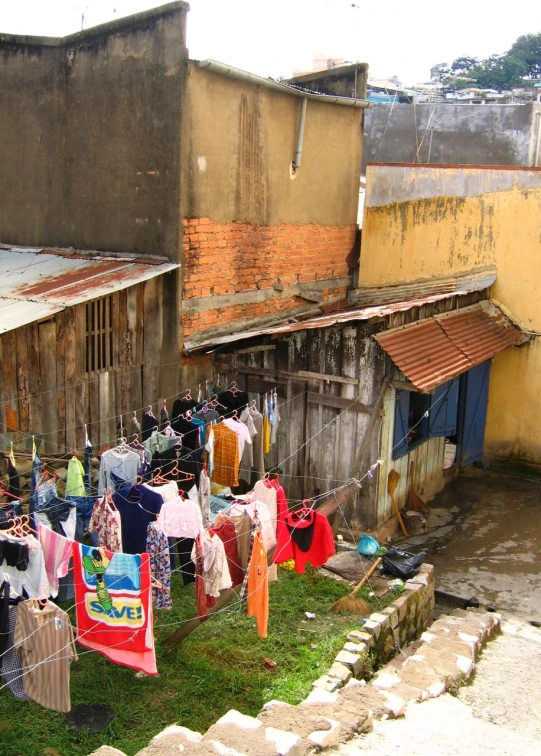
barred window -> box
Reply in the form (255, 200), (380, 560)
(86, 295), (114, 373)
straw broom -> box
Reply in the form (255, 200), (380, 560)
(331, 557), (382, 615)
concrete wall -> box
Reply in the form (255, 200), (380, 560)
(285, 63), (369, 100)
(363, 103), (541, 171)
(181, 62), (364, 345)
(360, 163), (541, 462)
(0, 2), (188, 261)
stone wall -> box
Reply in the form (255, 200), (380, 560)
(313, 562), (435, 692)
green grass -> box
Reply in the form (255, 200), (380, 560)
(0, 569), (399, 756)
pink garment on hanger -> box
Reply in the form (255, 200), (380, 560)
(37, 524), (73, 598)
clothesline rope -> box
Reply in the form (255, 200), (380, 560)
(0, 381), (449, 695)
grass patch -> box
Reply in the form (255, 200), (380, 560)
(0, 568), (400, 756)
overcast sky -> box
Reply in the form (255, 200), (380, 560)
(1, 0), (539, 85)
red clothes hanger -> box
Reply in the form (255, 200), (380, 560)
(37, 463), (57, 487)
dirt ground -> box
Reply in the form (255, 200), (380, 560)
(398, 467), (541, 623)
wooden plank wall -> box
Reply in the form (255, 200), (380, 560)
(215, 321), (386, 528)
(0, 279), (171, 455)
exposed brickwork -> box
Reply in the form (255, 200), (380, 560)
(181, 218), (356, 340)
(182, 287), (350, 338)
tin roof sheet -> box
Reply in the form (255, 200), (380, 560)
(184, 267), (495, 351)
(0, 246), (179, 335)
(375, 302), (528, 392)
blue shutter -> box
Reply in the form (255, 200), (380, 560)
(392, 391), (410, 460)
(457, 362), (491, 466)
(428, 378), (459, 437)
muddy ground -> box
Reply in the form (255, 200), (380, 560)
(397, 466), (541, 623)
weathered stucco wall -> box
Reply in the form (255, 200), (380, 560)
(360, 163), (541, 461)
(0, 2), (188, 260)
(182, 63), (363, 226)
(363, 103), (541, 170)
(180, 63), (363, 344)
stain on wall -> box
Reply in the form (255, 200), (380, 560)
(359, 163), (541, 463)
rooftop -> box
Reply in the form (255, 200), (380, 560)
(0, 246), (179, 334)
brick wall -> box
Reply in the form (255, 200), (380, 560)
(182, 218), (356, 344)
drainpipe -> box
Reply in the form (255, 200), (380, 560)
(293, 98), (308, 170)
(535, 112), (541, 167)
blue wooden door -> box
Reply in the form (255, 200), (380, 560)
(456, 361), (491, 466)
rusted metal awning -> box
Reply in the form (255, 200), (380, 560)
(374, 301), (528, 392)
(0, 246), (179, 334)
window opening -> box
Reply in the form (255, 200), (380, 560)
(86, 295), (114, 374)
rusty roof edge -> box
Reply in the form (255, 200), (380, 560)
(0, 244), (175, 265)
(349, 266), (497, 306)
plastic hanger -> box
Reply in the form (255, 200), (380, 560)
(0, 483), (23, 502)
(37, 463), (57, 487)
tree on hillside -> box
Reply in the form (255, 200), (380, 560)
(508, 34), (541, 78)
(439, 32), (541, 91)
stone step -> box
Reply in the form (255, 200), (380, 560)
(135, 724), (204, 755)
(200, 709), (303, 756)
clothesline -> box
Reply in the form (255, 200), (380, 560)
(0, 479), (345, 695)
(0, 379), (444, 702)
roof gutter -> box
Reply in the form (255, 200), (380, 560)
(195, 59), (370, 108)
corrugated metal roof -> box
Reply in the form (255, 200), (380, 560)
(184, 269), (494, 351)
(375, 301), (528, 392)
(348, 266), (496, 307)
(0, 246), (179, 335)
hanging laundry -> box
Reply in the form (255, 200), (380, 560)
(199, 469), (211, 525)
(142, 407), (159, 442)
(146, 522), (172, 610)
(193, 535), (208, 619)
(270, 390), (281, 446)
(229, 499), (276, 554)
(191, 531), (233, 599)
(238, 406), (258, 485)
(89, 496), (123, 553)
(1, 605), (29, 700)
(0, 579), (10, 656)
(263, 396), (271, 455)
(269, 476), (289, 544)
(210, 516), (244, 587)
(253, 479), (279, 581)
(223, 416), (252, 461)
(230, 511), (253, 570)
(249, 405), (265, 480)
(0, 532), (50, 598)
(212, 423), (240, 488)
(34, 495), (76, 540)
(217, 386), (249, 417)
(6, 457), (21, 499)
(172, 394), (199, 419)
(160, 400), (170, 430)
(113, 481), (174, 555)
(98, 446), (140, 494)
(194, 404), (220, 426)
(37, 524), (73, 598)
(66, 456), (85, 498)
(247, 532), (269, 639)
(205, 425), (215, 478)
(157, 495), (203, 539)
(274, 508), (335, 573)
(72, 543), (157, 676)
(14, 599), (77, 712)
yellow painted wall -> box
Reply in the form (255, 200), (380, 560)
(360, 164), (541, 461)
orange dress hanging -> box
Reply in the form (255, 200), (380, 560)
(247, 532), (269, 638)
